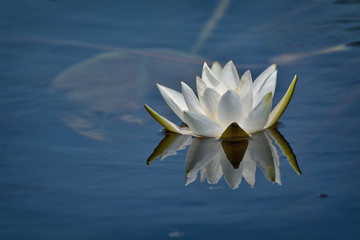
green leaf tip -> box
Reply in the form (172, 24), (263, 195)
(265, 75), (298, 128)
(220, 122), (250, 140)
(144, 104), (180, 133)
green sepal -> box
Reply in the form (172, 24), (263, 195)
(144, 104), (180, 133)
(220, 122), (249, 140)
(265, 75), (297, 128)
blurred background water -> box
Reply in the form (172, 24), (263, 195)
(1, 0), (360, 239)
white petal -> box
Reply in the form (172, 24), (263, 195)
(252, 64), (277, 95)
(214, 82), (230, 96)
(183, 111), (223, 137)
(203, 63), (229, 95)
(202, 62), (221, 87)
(157, 84), (188, 122)
(201, 87), (221, 121)
(241, 92), (272, 133)
(217, 90), (245, 128)
(196, 76), (207, 98)
(181, 82), (204, 114)
(240, 70), (252, 88)
(211, 61), (223, 78)
(239, 70), (253, 114)
(220, 60), (240, 90)
(253, 70), (277, 107)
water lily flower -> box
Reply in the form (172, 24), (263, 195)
(145, 61), (297, 139)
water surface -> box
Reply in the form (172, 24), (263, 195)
(1, 0), (360, 239)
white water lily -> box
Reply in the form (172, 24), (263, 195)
(145, 61), (297, 139)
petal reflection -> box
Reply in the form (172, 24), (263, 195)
(147, 133), (192, 165)
(185, 138), (222, 185)
(266, 127), (301, 175)
(247, 132), (277, 184)
(146, 127), (300, 189)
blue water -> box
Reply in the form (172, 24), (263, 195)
(1, 0), (360, 239)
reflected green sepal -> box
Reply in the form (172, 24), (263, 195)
(267, 167), (276, 183)
(147, 133), (179, 165)
(221, 139), (249, 169)
(267, 127), (301, 175)
(220, 122), (250, 140)
(144, 104), (180, 133)
(265, 75), (297, 128)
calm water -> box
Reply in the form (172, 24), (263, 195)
(1, 0), (360, 239)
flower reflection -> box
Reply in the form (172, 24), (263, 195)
(147, 127), (300, 189)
